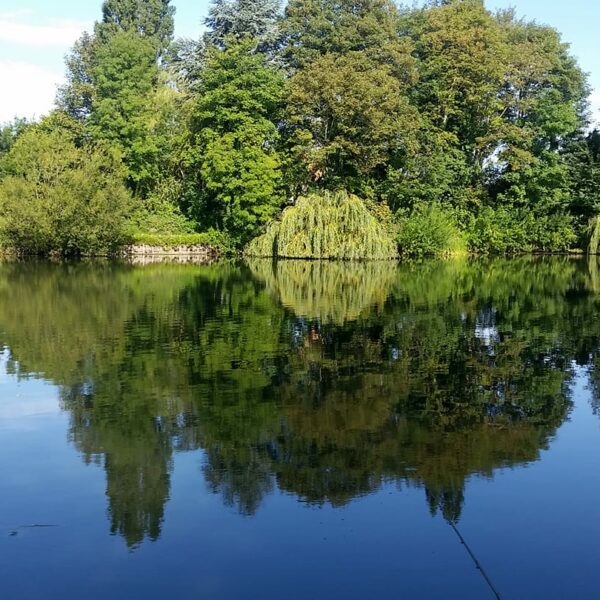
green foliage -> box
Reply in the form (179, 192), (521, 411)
(88, 31), (161, 196)
(0, 118), (31, 163)
(284, 0), (410, 68)
(588, 216), (600, 255)
(205, 0), (281, 51)
(284, 0), (418, 190)
(396, 202), (578, 257)
(167, 37), (206, 94)
(404, 1), (506, 167)
(58, 0), (175, 121)
(487, 17), (588, 210)
(565, 130), (600, 221)
(0, 121), (132, 255)
(384, 136), (473, 211)
(57, 32), (98, 120)
(396, 204), (467, 257)
(245, 190), (398, 259)
(467, 206), (577, 254)
(128, 189), (195, 237)
(285, 51), (419, 188)
(188, 36), (284, 245)
(8, 0), (599, 254)
(58, 0), (180, 204)
(364, 199), (396, 235)
(97, 0), (175, 56)
(130, 230), (233, 251)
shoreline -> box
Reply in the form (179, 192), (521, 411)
(0, 244), (594, 263)
(121, 243), (220, 263)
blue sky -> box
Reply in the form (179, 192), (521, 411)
(0, 0), (598, 123)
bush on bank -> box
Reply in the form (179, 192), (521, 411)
(396, 204), (467, 258)
(0, 125), (132, 256)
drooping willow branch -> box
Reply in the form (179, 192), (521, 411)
(245, 190), (398, 260)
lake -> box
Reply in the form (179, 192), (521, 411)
(1, 257), (600, 599)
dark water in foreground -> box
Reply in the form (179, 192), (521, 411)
(2, 257), (600, 598)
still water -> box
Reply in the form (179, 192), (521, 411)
(1, 257), (600, 598)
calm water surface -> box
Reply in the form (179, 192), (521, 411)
(2, 257), (600, 599)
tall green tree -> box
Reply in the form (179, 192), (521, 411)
(205, 0), (281, 50)
(88, 31), (161, 196)
(399, 0), (506, 203)
(57, 0), (179, 202)
(96, 0), (175, 57)
(58, 0), (175, 121)
(284, 0), (418, 192)
(187, 37), (284, 244)
(491, 15), (588, 214)
(286, 52), (419, 191)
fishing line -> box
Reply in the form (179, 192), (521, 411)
(447, 519), (502, 600)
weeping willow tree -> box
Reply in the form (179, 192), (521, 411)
(247, 259), (397, 324)
(588, 216), (600, 255)
(244, 191), (398, 259)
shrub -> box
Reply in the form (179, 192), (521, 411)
(244, 190), (398, 259)
(127, 178), (196, 236)
(467, 206), (529, 254)
(467, 206), (576, 254)
(529, 213), (578, 252)
(396, 203), (467, 257)
(0, 124), (132, 256)
(130, 229), (234, 252)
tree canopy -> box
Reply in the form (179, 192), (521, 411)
(0, 0), (597, 256)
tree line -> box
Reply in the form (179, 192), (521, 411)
(0, 0), (599, 257)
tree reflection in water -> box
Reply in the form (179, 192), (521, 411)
(0, 257), (597, 546)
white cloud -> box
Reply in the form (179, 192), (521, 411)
(0, 12), (89, 47)
(0, 60), (62, 122)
